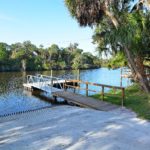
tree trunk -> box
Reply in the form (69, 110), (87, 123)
(124, 47), (150, 93)
(21, 59), (26, 71)
(105, 9), (119, 28)
(104, 8), (150, 93)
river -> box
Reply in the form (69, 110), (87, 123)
(0, 68), (131, 115)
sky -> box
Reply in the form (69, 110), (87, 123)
(0, 0), (97, 54)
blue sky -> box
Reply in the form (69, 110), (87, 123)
(0, 0), (96, 53)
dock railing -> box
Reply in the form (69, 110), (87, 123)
(64, 80), (125, 107)
(26, 74), (65, 90)
(25, 75), (125, 106)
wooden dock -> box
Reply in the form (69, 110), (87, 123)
(52, 91), (118, 111)
(23, 74), (123, 111)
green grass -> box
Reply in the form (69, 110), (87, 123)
(91, 84), (150, 120)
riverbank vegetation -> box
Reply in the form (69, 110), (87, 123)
(91, 84), (150, 120)
(0, 42), (101, 71)
(65, 0), (150, 93)
(100, 52), (127, 69)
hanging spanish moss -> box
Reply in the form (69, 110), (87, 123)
(65, 0), (105, 27)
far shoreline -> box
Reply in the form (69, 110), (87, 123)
(0, 66), (101, 73)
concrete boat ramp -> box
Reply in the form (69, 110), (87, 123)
(1, 106), (150, 150)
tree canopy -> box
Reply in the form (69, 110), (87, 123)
(65, 0), (150, 92)
(0, 41), (100, 72)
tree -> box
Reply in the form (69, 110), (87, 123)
(68, 43), (79, 52)
(93, 8), (150, 91)
(48, 44), (60, 61)
(65, 0), (150, 93)
(23, 41), (36, 52)
(72, 54), (82, 69)
(107, 52), (127, 69)
(0, 41), (100, 71)
(60, 46), (73, 68)
(11, 41), (38, 71)
(0, 43), (9, 62)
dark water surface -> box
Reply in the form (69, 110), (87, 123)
(0, 68), (131, 115)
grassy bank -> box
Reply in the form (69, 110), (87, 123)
(91, 84), (150, 120)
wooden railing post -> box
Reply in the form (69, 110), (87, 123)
(51, 78), (53, 91)
(51, 69), (53, 78)
(63, 82), (65, 90)
(101, 85), (104, 101)
(120, 68), (123, 87)
(73, 81), (76, 93)
(86, 83), (88, 96)
(64, 80), (67, 91)
(122, 88), (125, 107)
(113, 88), (116, 94)
(77, 69), (80, 80)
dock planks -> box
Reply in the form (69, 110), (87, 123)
(52, 91), (118, 111)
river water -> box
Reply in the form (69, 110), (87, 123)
(0, 68), (131, 115)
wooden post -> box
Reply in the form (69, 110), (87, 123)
(73, 87), (76, 93)
(77, 69), (80, 80)
(113, 88), (116, 94)
(53, 96), (57, 103)
(64, 80), (67, 91)
(86, 83), (88, 96)
(120, 68), (123, 87)
(120, 77), (123, 87)
(73, 80), (75, 91)
(51, 78), (53, 90)
(73, 81), (76, 93)
(121, 88), (125, 107)
(51, 69), (53, 77)
(101, 86), (104, 101)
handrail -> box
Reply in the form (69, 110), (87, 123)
(65, 79), (125, 107)
(36, 74), (63, 81)
(69, 80), (125, 89)
(25, 75), (125, 106)
(26, 74), (64, 90)
(65, 84), (97, 92)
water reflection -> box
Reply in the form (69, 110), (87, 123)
(0, 68), (131, 115)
